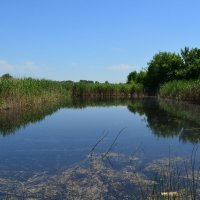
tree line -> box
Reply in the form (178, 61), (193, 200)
(127, 47), (200, 94)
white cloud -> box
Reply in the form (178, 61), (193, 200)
(108, 64), (132, 72)
(0, 60), (14, 70)
(0, 60), (37, 72)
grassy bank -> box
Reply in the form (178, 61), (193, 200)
(0, 78), (71, 109)
(159, 79), (200, 102)
(0, 77), (144, 109)
(2, 76), (200, 109)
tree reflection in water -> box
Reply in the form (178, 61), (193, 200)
(127, 98), (200, 144)
(1, 97), (200, 144)
(1, 98), (200, 198)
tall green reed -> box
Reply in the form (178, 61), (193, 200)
(159, 79), (200, 102)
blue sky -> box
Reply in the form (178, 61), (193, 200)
(0, 0), (200, 83)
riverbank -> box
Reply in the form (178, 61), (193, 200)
(0, 78), (144, 110)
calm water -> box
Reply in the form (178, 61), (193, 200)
(0, 98), (200, 199)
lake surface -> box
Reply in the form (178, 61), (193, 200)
(0, 98), (200, 199)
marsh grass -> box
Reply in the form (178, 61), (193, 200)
(0, 78), (72, 109)
(0, 78), (144, 110)
(71, 82), (144, 98)
(159, 79), (200, 102)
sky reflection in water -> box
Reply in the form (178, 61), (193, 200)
(0, 98), (200, 199)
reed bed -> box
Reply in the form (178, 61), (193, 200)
(0, 78), (144, 109)
(0, 78), (72, 109)
(159, 79), (200, 102)
(71, 82), (144, 98)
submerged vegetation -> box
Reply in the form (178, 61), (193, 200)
(0, 136), (199, 199)
(0, 51), (200, 199)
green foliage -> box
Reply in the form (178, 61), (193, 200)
(127, 71), (137, 83)
(176, 47), (200, 79)
(127, 70), (147, 85)
(1, 73), (13, 79)
(71, 82), (144, 97)
(145, 52), (183, 92)
(0, 78), (71, 96)
(127, 47), (200, 95)
(0, 78), (144, 109)
(0, 78), (72, 108)
(136, 70), (147, 84)
(159, 79), (200, 102)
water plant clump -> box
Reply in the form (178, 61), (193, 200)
(71, 82), (144, 98)
(0, 78), (72, 109)
(159, 79), (200, 102)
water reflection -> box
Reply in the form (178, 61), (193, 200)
(128, 98), (200, 143)
(1, 98), (200, 144)
(1, 98), (200, 199)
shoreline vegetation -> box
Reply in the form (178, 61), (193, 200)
(0, 77), (144, 110)
(127, 47), (200, 103)
(0, 50), (200, 198)
(159, 79), (200, 102)
(1, 46), (200, 109)
(0, 77), (71, 110)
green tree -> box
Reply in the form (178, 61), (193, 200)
(127, 71), (137, 83)
(135, 70), (147, 85)
(145, 52), (183, 93)
(176, 47), (200, 79)
(181, 47), (190, 66)
(127, 70), (147, 84)
(1, 73), (13, 79)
